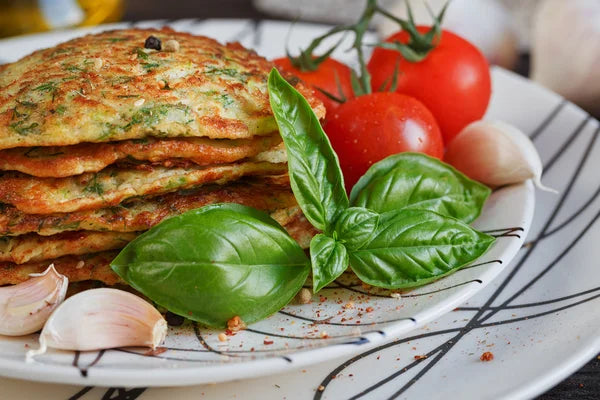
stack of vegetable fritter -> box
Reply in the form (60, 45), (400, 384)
(0, 28), (323, 286)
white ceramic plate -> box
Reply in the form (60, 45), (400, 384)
(1, 19), (582, 394)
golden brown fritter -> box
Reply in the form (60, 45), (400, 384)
(0, 211), (319, 285)
(283, 212), (319, 249)
(0, 231), (136, 264)
(0, 251), (124, 286)
(0, 28), (325, 150)
(0, 161), (287, 214)
(0, 180), (298, 236)
(0, 204), (304, 265)
(0, 133), (281, 177)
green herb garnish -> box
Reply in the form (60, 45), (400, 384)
(141, 62), (160, 71)
(83, 174), (104, 196)
(33, 81), (58, 93)
(33, 81), (59, 101)
(204, 66), (252, 82)
(111, 204), (310, 328)
(267, 68), (494, 291)
(16, 100), (36, 108)
(9, 121), (39, 135)
(350, 152), (491, 223)
(122, 103), (190, 131)
(62, 63), (85, 73)
(134, 47), (149, 60)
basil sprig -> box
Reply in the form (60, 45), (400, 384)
(111, 204), (309, 328)
(350, 152), (491, 223)
(268, 68), (494, 292)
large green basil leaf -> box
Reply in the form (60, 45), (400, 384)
(333, 207), (379, 251)
(348, 209), (495, 289)
(268, 68), (348, 232)
(310, 234), (348, 292)
(350, 153), (491, 223)
(111, 203), (310, 328)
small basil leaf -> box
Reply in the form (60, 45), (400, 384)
(348, 209), (495, 289)
(350, 152), (491, 223)
(111, 203), (310, 328)
(333, 207), (379, 250)
(310, 233), (349, 292)
(268, 68), (349, 232)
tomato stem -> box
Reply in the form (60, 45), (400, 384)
(286, 0), (448, 97)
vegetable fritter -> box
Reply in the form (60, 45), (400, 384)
(0, 28), (325, 149)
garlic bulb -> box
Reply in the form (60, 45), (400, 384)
(0, 264), (68, 336)
(444, 120), (556, 192)
(27, 288), (167, 360)
(378, 0), (519, 69)
(532, 0), (600, 116)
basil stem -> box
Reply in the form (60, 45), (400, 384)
(348, 209), (495, 289)
(111, 204), (310, 328)
(268, 68), (348, 233)
(350, 152), (491, 223)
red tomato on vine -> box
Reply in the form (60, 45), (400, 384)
(324, 92), (443, 191)
(368, 27), (491, 144)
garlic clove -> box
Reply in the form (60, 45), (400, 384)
(26, 288), (167, 360)
(444, 120), (557, 192)
(0, 264), (68, 336)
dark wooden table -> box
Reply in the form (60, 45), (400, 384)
(124, 1), (600, 398)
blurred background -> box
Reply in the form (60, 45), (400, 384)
(0, 0), (598, 118)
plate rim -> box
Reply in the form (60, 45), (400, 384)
(0, 20), (542, 388)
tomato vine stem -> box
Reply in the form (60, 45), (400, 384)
(286, 0), (448, 98)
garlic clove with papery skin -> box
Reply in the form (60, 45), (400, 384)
(444, 120), (557, 192)
(0, 264), (68, 336)
(26, 288), (167, 360)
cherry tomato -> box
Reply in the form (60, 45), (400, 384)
(324, 92), (443, 192)
(274, 57), (354, 119)
(368, 27), (491, 144)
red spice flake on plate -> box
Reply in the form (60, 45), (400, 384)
(480, 351), (494, 362)
(414, 355), (428, 360)
(263, 339), (274, 345)
(365, 306), (374, 313)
